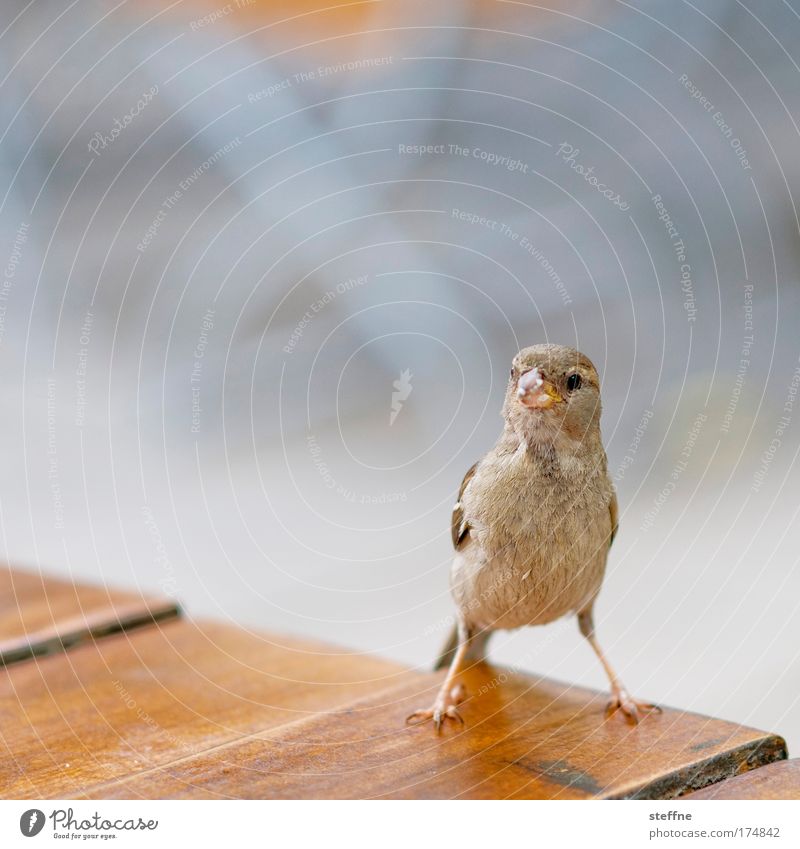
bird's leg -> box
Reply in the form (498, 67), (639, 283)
(407, 619), (470, 732)
(577, 606), (660, 724)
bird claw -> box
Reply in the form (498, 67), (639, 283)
(443, 704), (465, 727)
(406, 687), (467, 733)
(606, 688), (662, 724)
(406, 709), (433, 726)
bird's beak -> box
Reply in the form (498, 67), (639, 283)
(517, 367), (563, 409)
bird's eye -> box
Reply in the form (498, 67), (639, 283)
(566, 372), (582, 392)
(510, 366), (516, 379)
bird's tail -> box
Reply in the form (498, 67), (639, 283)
(433, 624), (493, 670)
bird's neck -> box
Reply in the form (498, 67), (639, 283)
(499, 422), (606, 473)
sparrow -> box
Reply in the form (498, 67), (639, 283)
(407, 344), (658, 732)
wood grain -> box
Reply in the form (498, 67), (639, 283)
(685, 760), (800, 799)
(0, 567), (179, 666)
(82, 662), (786, 800)
(0, 618), (413, 799)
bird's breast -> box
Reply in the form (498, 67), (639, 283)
(452, 454), (612, 631)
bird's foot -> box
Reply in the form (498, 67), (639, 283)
(406, 684), (467, 733)
(606, 686), (662, 724)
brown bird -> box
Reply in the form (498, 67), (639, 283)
(407, 344), (658, 732)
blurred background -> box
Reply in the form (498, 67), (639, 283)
(1, 0), (799, 750)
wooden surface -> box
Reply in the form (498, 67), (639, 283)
(0, 618), (412, 799)
(685, 760), (800, 800)
(82, 666), (785, 801)
(0, 567), (790, 800)
(0, 567), (179, 666)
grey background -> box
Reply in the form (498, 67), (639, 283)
(1, 0), (799, 752)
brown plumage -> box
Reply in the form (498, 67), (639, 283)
(408, 344), (657, 732)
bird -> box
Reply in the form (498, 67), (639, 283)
(407, 343), (658, 732)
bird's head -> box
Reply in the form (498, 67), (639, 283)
(503, 344), (602, 446)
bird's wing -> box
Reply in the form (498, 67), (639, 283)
(435, 462), (482, 670)
(609, 488), (619, 547)
(451, 461), (479, 549)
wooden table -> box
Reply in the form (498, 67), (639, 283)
(0, 567), (179, 665)
(0, 567), (793, 799)
(685, 760), (800, 800)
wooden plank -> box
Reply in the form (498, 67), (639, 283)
(0, 618), (414, 799)
(84, 662), (786, 800)
(685, 760), (800, 799)
(0, 567), (179, 666)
